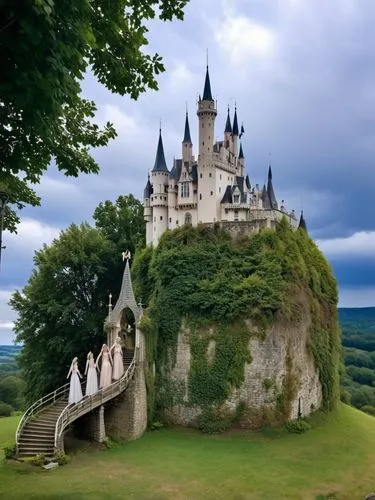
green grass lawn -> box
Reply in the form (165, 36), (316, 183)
(1, 405), (375, 499)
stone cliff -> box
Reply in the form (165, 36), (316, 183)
(133, 220), (340, 432)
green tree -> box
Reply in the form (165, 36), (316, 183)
(10, 223), (116, 403)
(0, 375), (25, 410)
(0, 0), (188, 231)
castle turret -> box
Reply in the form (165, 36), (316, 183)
(224, 107), (232, 150)
(143, 174), (153, 245)
(298, 211), (307, 232)
(232, 107), (239, 156)
(238, 142), (245, 177)
(150, 129), (169, 245)
(266, 165), (278, 210)
(182, 111), (193, 164)
(197, 66), (218, 223)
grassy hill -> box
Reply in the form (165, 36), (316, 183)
(1, 405), (375, 499)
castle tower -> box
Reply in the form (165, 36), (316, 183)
(224, 107), (232, 151)
(182, 111), (193, 164)
(238, 142), (245, 178)
(143, 174), (153, 245)
(150, 129), (169, 245)
(298, 211), (307, 232)
(197, 66), (217, 223)
(232, 107), (239, 157)
(266, 165), (278, 210)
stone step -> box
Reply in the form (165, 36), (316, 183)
(18, 444), (54, 453)
(24, 422), (56, 431)
(19, 436), (54, 445)
(18, 451), (54, 458)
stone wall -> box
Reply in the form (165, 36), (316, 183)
(105, 364), (148, 440)
(163, 294), (322, 429)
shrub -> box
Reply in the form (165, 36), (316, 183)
(0, 402), (13, 416)
(285, 419), (311, 434)
(53, 450), (69, 465)
(2, 442), (16, 459)
(360, 405), (375, 417)
(28, 453), (47, 466)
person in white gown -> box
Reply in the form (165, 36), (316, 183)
(67, 357), (83, 405)
(96, 344), (113, 389)
(84, 351), (98, 396)
(110, 336), (124, 381)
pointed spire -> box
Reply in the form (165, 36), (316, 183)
(266, 164), (278, 209)
(152, 129), (169, 172)
(225, 107), (232, 133)
(298, 211), (307, 232)
(182, 112), (192, 144)
(262, 184), (271, 209)
(202, 65), (213, 101)
(144, 173), (153, 199)
(233, 107), (239, 136)
(239, 142), (244, 159)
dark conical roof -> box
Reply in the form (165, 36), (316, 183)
(143, 174), (153, 199)
(224, 107), (232, 133)
(298, 211), (307, 231)
(152, 129), (169, 172)
(266, 165), (278, 209)
(239, 142), (244, 159)
(233, 107), (239, 136)
(245, 174), (251, 190)
(202, 66), (213, 101)
(262, 184), (271, 209)
(183, 112), (192, 143)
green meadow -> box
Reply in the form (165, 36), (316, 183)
(1, 405), (375, 499)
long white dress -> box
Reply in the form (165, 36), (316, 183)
(112, 344), (124, 380)
(68, 364), (83, 405)
(85, 358), (98, 396)
(100, 351), (112, 388)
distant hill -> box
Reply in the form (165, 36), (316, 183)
(0, 345), (22, 374)
(338, 307), (375, 334)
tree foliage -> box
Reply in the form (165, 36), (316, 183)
(133, 220), (341, 429)
(0, 0), (188, 231)
(10, 194), (145, 402)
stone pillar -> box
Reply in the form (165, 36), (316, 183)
(76, 405), (106, 444)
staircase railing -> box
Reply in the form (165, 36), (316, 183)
(15, 382), (70, 454)
(54, 351), (137, 452)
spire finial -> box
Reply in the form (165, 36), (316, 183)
(159, 118), (161, 133)
(206, 48), (208, 67)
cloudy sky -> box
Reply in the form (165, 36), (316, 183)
(1, 0), (375, 344)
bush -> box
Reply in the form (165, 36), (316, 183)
(285, 419), (311, 434)
(360, 405), (375, 417)
(2, 442), (16, 459)
(0, 402), (13, 416)
(150, 421), (165, 431)
(53, 450), (69, 465)
(28, 453), (47, 466)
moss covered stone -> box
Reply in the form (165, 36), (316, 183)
(132, 219), (340, 429)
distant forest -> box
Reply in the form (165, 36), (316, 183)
(1, 307), (375, 416)
(339, 307), (375, 414)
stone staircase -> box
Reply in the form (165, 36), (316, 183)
(16, 348), (135, 458)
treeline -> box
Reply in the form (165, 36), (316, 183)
(0, 346), (24, 416)
(339, 308), (375, 414)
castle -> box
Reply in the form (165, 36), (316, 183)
(143, 66), (306, 246)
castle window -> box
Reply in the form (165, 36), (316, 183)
(233, 195), (240, 204)
(202, 123), (204, 128)
(176, 220), (179, 224)
(210, 191), (213, 196)
(180, 182), (190, 198)
(160, 216), (163, 221)
(154, 216), (156, 222)
(169, 218), (172, 223)
(200, 173), (203, 179)
(209, 173), (212, 178)
(220, 174), (222, 180)
(199, 193), (202, 200)
(234, 209), (239, 221)
(202, 142), (205, 146)
(185, 212), (192, 225)
(219, 187), (221, 193)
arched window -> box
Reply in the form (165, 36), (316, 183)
(185, 212), (192, 225)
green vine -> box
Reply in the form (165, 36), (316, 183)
(132, 220), (341, 429)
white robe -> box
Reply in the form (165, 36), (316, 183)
(68, 367), (83, 405)
(85, 358), (98, 396)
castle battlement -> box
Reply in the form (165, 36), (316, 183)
(143, 66), (306, 246)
